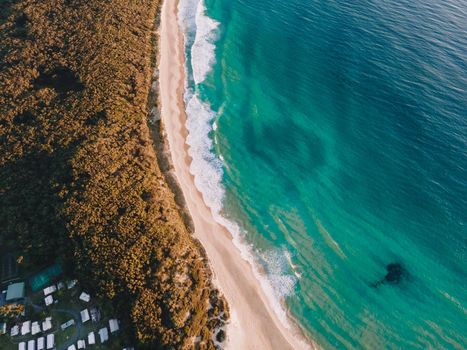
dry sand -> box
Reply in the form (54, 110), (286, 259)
(159, 0), (314, 349)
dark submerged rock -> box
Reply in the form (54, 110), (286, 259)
(372, 262), (407, 288)
(385, 263), (404, 283)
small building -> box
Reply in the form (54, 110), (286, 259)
(80, 309), (90, 323)
(11, 324), (19, 336)
(43, 285), (56, 296)
(31, 321), (41, 335)
(61, 319), (75, 330)
(0, 322), (6, 334)
(79, 292), (90, 303)
(37, 336), (45, 350)
(98, 327), (109, 343)
(57, 281), (65, 290)
(77, 340), (86, 349)
(67, 345), (76, 350)
(109, 319), (119, 333)
(19, 342), (26, 350)
(44, 295), (53, 306)
(88, 331), (96, 345)
(27, 339), (35, 350)
(42, 317), (52, 331)
(21, 320), (31, 335)
(46, 333), (55, 349)
(6, 282), (25, 302)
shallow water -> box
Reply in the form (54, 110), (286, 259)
(179, 0), (467, 348)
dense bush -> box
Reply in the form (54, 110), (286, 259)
(0, 0), (228, 348)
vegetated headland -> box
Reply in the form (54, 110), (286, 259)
(0, 0), (228, 349)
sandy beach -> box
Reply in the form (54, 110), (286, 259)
(158, 0), (313, 349)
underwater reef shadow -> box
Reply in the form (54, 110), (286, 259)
(372, 262), (408, 288)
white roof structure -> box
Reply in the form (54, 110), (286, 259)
(42, 317), (52, 331)
(61, 319), (75, 330)
(37, 337), (45, 350)
(43, 285), (56, 296)
(28, 339), (35, 350)
(19, 342), (26, 350)
(67, 279), (78, 289)
(88, 331), (96, 345)
(109, 319), (119, 333)
(67, 345), (76, 350)
(21, 321), (31, 335)
(44, 295), (53, 306)
(31, 321), (41, 335)
(57, 281), (65, 290)
(79, 292), (91, 302)
(77, 340), (86, 349)
(46, 333), (55, 349)
(11, 325), (19, 336)
(80, 309), (90, 323)
(98, 327), (109, 343)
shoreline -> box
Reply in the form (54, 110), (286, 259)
(158, 0), (315, 349)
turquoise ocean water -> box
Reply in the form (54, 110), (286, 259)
(178, 0), (467, 348)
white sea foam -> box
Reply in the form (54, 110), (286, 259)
(260, 249), (299, 298)
(185, 95), (225, 211)
(178, 0), (197, 35)
(178, 0), (302, 335)
(189, 0), (219, 85)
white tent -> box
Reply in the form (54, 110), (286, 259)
(21, 321), (31, 335)
(46, 333), (55, 349)
(27, 339), (35, 350)
(98, 327), (109, 343)
(109, 319), (119, 333)
(79, 292), (91, 302)
(61, 319), (75, 330)
(67, 345), (76, 350)
(31, 321), (41, 335)
(42, 317), (52, 332)
(43, 285), (56, 296)
(44, 295), (53, 306)
(37, 336), (45, 350)
(80, 309), (90, 323)
(19, 342), (26, 350)
(88, 331), (96, 345)
(77, 340), (86, 349)
(11, 325), (19, 336)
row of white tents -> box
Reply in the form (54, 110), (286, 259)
(11, 317), (53, 337)
(43, 280), (77, 297)
(18, 319), (118, 350)
(43, 280), (79, 307)
(18, 333), (54, 350)
(65, 320), (119, 350)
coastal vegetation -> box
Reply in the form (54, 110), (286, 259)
(0, 0), (228, 348)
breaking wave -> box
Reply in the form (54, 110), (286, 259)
(178, 0), (300, 331)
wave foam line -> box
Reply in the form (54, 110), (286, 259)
(178, 0), (307, 341)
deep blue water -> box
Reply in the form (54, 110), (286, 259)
(180, 0), (467, 348)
